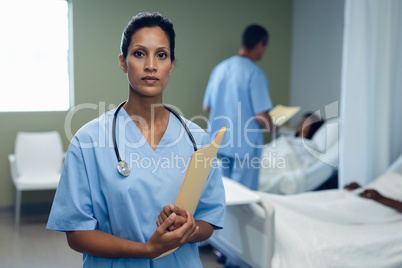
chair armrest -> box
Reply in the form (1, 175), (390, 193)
(8, 154), (19, 182)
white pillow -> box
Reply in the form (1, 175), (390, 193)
(311, 118), (339, 152)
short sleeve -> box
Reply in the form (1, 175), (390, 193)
(203, 68), (216, 107)
(249, 69), (273, 114)
(46, 136), (97, 231)
(193, 133), (226, 230)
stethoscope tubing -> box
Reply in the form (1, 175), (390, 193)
(112, 101), (197, 176)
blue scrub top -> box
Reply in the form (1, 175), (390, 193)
(203, 55), (273, 159)
(47, 107), (226, 268)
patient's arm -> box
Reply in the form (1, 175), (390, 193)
(360, 189), (402, 213)
(344, 182), (361, 191)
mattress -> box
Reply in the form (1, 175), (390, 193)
(261, 172), (402, 268)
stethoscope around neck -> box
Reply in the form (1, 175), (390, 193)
(112, 101), (198, 176)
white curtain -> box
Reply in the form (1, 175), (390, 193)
(339, 0), (402, 187)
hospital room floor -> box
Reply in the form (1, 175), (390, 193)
(0, 210), (223, 268)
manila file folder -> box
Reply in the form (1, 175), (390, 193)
(156, 127), (226, 258)
(269, 105), (301, 127)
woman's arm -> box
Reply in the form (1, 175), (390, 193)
(360, 189), (402, 213)
(66, 211), (199, 259)
(190, 220), (214, 243)
(66, 229), (151, 258)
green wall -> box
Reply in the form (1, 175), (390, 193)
(0, 0), (292, 207)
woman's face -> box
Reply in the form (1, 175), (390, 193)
(119, 27), (174, 99)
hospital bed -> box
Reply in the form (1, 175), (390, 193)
(209, 178), (275, 268)
(209, 154), (402, 268)
(258, 117), (339, 194)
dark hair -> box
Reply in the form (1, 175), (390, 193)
(295, 112), (325, 139)
(242, 24), (269, 49)
(120, 12), (175, 61)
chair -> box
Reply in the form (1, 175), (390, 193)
(8, 131), (64, 230)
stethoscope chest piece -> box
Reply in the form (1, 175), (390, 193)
(117, 161), (130, 177)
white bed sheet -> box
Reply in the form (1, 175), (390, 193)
(304, 159), (335, 191)
(260, 172), (402, 268)
(223, 176), (261, 205)
(258, 135), (337, 194)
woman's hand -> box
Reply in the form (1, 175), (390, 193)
(156, 204), (215, 244)
(65, 208), (204, 260)
(344, 182), (361, 191)
(157, 204), (187, 231)
(147, 210), (198, 258)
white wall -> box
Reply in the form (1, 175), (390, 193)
(290, 0), (345, 123)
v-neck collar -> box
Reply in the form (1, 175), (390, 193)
(120, 107), (173, 154)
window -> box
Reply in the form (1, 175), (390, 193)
(0, 0), (71, 112)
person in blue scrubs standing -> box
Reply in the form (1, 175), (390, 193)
(203, 24), (277, 190)
(47, 12), (225, 268)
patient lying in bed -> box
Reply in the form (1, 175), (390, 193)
(344, 181), (402, 213)
(258, 115), (338, 194)
(294, 112), (325, 139)
(261, 171), (402, 268)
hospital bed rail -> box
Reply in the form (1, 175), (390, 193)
(208, 177), (275, 268)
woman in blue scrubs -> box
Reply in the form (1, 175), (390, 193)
(47, 12), (225, 267)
